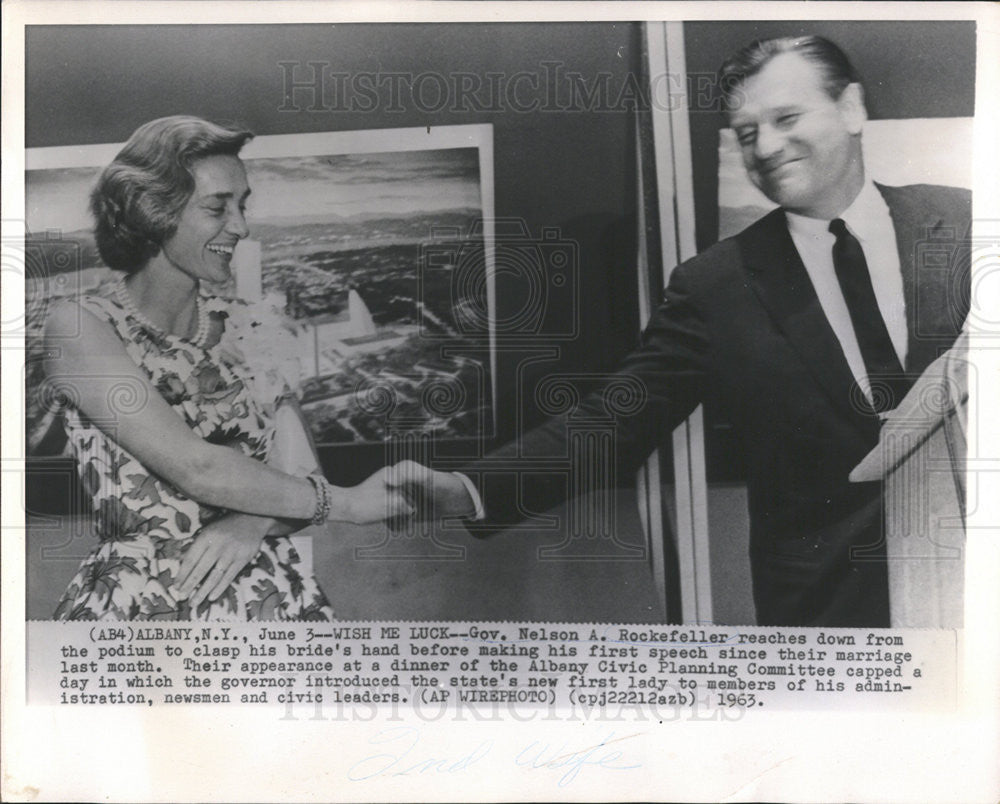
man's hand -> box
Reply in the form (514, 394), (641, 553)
(385, 460), (477, 519)
(175, 513), (270, 609)
(334, 466), (417, 524)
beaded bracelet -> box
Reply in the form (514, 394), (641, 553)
(321, 476), (333, 524)
(306, 474), (331, 525)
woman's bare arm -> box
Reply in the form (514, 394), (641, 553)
(44, 301), (406, 523)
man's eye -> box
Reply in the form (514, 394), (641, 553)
(736, 130), (756, 146)
(776, 113), (800, 127)
(206, 206), (224, 216)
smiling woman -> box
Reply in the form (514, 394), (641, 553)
(43, 116), (413, 621)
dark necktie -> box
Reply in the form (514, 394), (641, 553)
(829, 218), (908, 414)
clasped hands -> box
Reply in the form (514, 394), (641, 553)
(174, 461), (473, 607)
(335, 462), (477, 525)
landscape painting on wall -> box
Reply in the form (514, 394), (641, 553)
(25, 124), (497, 450)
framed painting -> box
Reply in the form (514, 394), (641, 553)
(25, 124), (497, 449)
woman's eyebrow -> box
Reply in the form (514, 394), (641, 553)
(201, 188), (252, 201)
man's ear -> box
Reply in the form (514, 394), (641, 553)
(838, 82), (867, 135)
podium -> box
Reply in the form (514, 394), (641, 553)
(851, 334), (968, 628)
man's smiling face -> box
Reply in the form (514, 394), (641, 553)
(728, 51), (866, 219)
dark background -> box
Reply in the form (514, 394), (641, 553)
(26, 22), (646, 490)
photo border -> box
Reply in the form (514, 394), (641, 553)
(3, 3), (999, 803)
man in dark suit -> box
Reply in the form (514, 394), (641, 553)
(391, 35), (971, 627)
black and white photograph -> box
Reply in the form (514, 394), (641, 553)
(3, 3), (998, 802)
(18, 16), (978, 625)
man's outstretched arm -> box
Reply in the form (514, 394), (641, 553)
(385, 254), (713, 531)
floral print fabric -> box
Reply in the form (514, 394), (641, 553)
(54, 291), (333, 621)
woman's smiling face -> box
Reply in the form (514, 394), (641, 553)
(159, 154), (251, 283)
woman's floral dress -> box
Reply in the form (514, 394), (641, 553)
(53, 290), (334, 621)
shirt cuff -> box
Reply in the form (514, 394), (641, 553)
(451, 471), (486, 521)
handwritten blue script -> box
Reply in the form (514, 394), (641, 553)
(514, 731), (643, 786)
(348, 726), (493, 781)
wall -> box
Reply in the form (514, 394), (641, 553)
(27, 23), (645, 484)
(25, 23), (660, 622)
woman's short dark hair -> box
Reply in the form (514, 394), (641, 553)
(718, 35), (860, 111)
(90, 115), (254, 272)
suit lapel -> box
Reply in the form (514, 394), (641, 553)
(876, 183), (958, 374)
(740, 209), (876, 434)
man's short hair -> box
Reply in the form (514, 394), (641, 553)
(718, 35), (860, 110)
(90, 115), (254, 273)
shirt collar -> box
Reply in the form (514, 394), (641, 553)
(841, 181), (891, 243)
(784, 181), (891, 242)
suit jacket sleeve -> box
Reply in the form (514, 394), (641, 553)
(463, 254), (713, 531)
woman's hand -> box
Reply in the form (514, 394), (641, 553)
(175, 513), (270, 609)
(329, 467), (417, 525)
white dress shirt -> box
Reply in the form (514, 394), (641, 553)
(460, 181), (907, 520)
(785, 180), (907, 401)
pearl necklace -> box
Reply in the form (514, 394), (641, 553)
(115, 276), (209, 347)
